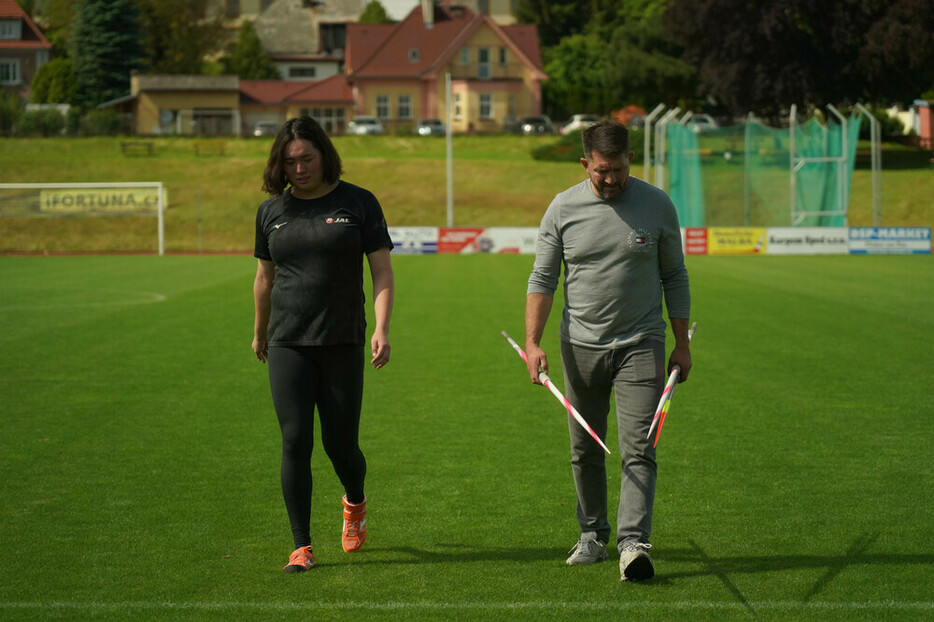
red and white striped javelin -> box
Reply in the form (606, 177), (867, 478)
(647, 321), (697, 447)
(501, 331), (611, 455)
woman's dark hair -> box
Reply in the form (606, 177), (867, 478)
(581, 121), (630, 160)
(262, 116), (344, 195)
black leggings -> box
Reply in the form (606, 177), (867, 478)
(268, 345), (367, 549)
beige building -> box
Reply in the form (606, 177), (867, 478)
(130, 74), (241, 136)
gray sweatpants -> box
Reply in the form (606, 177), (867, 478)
(560, 339), (665, 549)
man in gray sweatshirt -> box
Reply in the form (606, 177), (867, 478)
(525, 121), (691, 582)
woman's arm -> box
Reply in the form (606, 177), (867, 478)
(252, 259), (275, 363)
(366, 248), (394, 369)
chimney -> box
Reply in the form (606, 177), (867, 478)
(422, 0), (434, 29)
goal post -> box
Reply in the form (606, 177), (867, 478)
(0, 182), (166, 255)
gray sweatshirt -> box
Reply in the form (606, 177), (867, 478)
(527, 177), (690, 348)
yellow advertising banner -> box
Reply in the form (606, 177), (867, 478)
(39, 188), (161, 214)
(708, 227), (768, 255)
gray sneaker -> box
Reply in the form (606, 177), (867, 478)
(566, 532), (608, 565)
(619, 541), (654, 581)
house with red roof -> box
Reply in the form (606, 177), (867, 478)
(104, 0), (546, 136)
(239, 73), (353, 133)
(346, 0), (547, 133)
(0, 0), (51, 102)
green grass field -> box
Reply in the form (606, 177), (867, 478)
(1, 253), (932, 620)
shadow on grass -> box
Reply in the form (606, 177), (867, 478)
(323, 542), (561, 567)
(331, 532), (934, 609)
(647, 533), (933, 611)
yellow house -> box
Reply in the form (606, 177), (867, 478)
(345, 0), (547, 133)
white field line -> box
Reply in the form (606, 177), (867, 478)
(2, 600), (933, 612)
(0, 290), (166, 311)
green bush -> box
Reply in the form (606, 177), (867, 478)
(0, 92), (22, 136)
(18, 108), (67, 136)
(81, 109), (121, 136)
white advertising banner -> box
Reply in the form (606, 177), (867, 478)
(766, 228), (849, 255)
(848, 227), (932, 254)
(388, 227), (439, 254)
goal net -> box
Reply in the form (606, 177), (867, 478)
(0, 182), (166, 255)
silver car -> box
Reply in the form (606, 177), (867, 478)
(347, 115), (385, 135)
(414, 118), (446, 136)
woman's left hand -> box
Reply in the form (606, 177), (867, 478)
(370, 330), (391, 369)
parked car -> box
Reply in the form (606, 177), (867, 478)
(560, 114), (600, 135)
(346, 115), (385, 135)
(516, 115), (556, 135)
(414, 118), (446, 136)
(689, 114), (718, 133)
(252, 121), (279, 137)
(627, 114), (646, 129)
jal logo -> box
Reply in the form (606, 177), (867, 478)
(326, 217), (351, 224)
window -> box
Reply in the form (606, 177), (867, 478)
(0, 59), (20, 85)
(398, 95), (412, 120)
(225, 0), (240, 19)
(301, 107), (346, 134)
(499, 47), (508, 66)
(0, 20), (22, 40)
(408, 49), (420, 63)
(454, 93), (462, 120)
(508, 94), (517, 119)
(459, 48), (469, 65)
(288, 66), (316, 79)
(376, 95), (389, 119)
(477, 48), (490, 80)
(479, 93), (493, 120)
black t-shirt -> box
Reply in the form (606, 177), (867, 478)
(254, 181), (393, 346)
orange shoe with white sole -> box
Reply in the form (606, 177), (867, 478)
(341, 496), (367, 552)
(283, 545), (315, 572)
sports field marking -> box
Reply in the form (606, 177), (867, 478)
(0, 289), (166, 311)
(3, 600), (933, 612)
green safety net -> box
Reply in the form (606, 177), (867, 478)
(665, 114), (862, 227)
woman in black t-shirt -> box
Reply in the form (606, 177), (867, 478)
(252, 117), (394, 573)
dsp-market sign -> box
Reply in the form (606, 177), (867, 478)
(39, 188), (161, 215)
(849, 227), (931, 254)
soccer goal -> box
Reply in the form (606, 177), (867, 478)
(0, 182), (166, 255)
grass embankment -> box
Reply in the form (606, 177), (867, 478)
(0, 135), (930, 253)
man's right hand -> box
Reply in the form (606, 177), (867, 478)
(525, 343), (548, 385)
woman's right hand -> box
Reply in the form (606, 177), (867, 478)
(252, 336), (268, 363)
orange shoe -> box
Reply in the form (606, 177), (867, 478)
(283, 545), (315, 572)
(341, 495), (367, 552)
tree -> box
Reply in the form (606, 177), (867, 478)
(31, 0), (76, 56)
(137, 0), (226, 74)
(603, 11), (695, 110)
(70, 0), (144, 108)
(541, 34), (616, 119)
(514, 0), (594, 48)
(358, 0), (393, 24)
(664, 0), (934, 118)
(859, 0), (934, 105)
(29, 57), (78, 104)
(223, 21), (279, 80)
(515, 0), (686, 116)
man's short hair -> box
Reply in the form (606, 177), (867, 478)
(581, 121), (630, 160)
